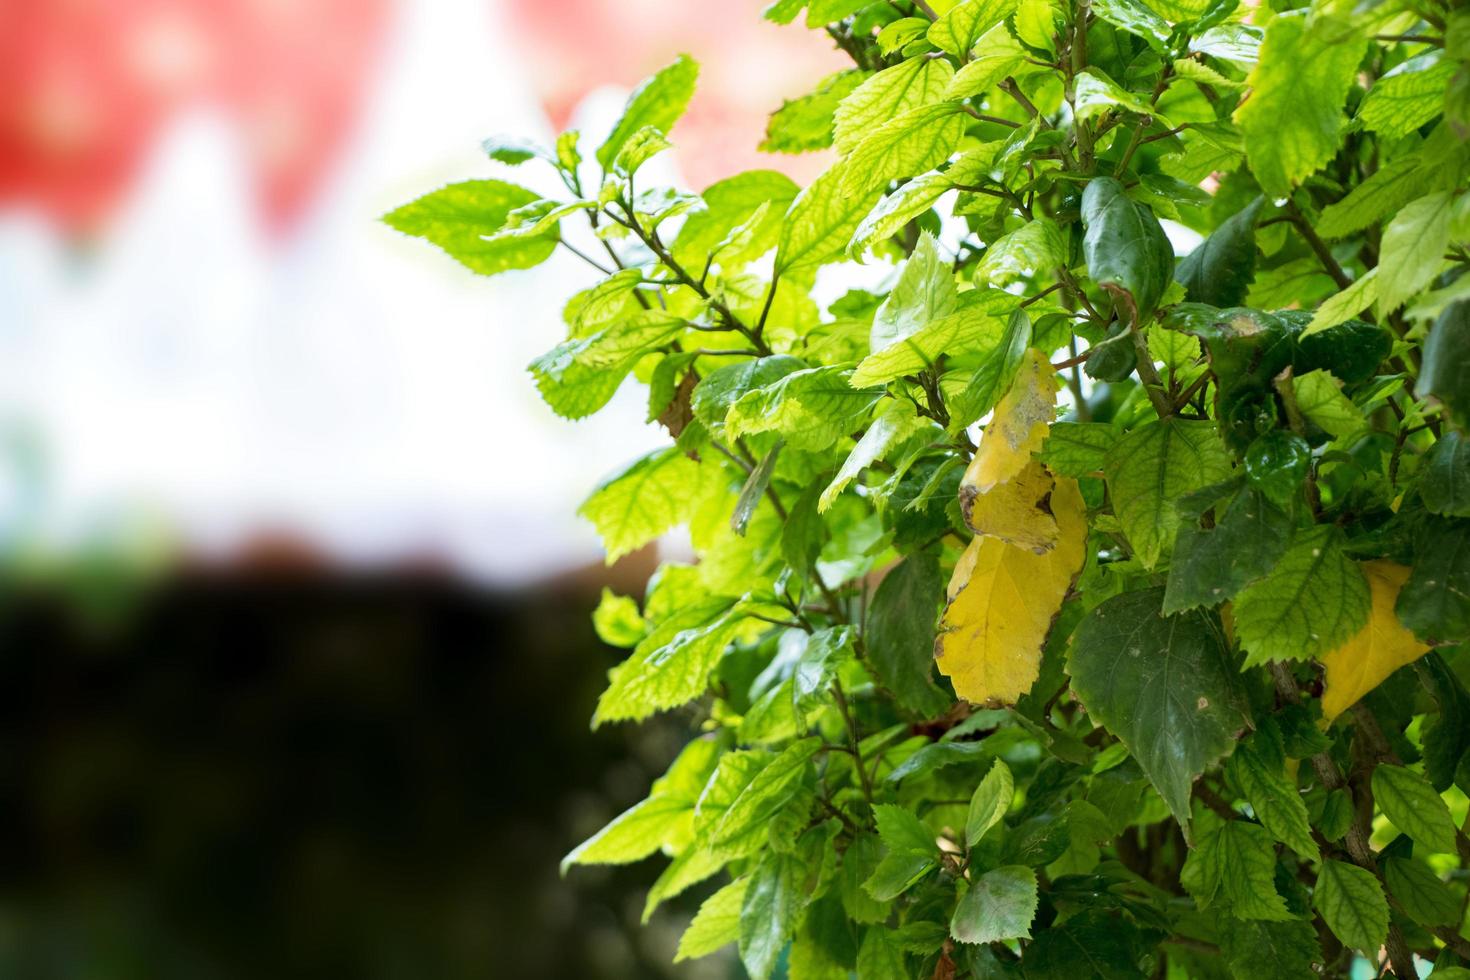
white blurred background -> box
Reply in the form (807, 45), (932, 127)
(0, 0), (843, 586)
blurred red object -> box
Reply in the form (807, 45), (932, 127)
(504, 0), (845, 189)
(0, 0), (389, 236)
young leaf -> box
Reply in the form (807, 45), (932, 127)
(1372, 764), (1459, 855)
(1104, 418), (1234, 569)
(947, 308), (1033, 434)
(1183, 816), (1294, 920)
(1319, 561), (1428, 723)
(832, 57), (954, 154)
(580, 446), (703, 563)
(950, 866), (1038, 944)
(383, 180), (557, 276)
(1303, 269), (1379, 338)
(937, 477), (1088, 705)
(1292, 370), (1366, 439)
(594, 601), (744, 725)
(1232, 525), (1371, 667)
(761, 69), (865, 154)
(929, 0), (1020, 57)
(869, 232), (959, 355)
(676, 876), (749, 961)
(1081, 176), (1175, 325)
(597, 56), (699, 169)
(775, 163), (884, 274)
(725, 366), (882, 450)
(739, 850), (805, 980)
(840, 103), (970, 200)
(966, 759), (1015, 846)
(1067, 588), (1250, 832)
(1233, 12), (1364, 199)
(1313, 859), (1389, 956)
(1378, 192), (1452, 316)
(961, 348), (1059, 496)
(1358, 54), (1457, 141)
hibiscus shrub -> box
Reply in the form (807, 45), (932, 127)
(389, 0), (1470, 975)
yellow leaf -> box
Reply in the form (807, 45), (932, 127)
(936, 476), (1087, 705)
(1319, 561), (1429, 724)
(960, 349), (1058, 495)
(962, 458), (1060, 554)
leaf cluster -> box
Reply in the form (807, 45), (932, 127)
(390, 0), (1470, 975)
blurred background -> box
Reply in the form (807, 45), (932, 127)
(0, 0), (846, 976)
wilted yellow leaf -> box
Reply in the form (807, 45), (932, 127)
(960, 349), (1058, 495)
(1319, 561), (1429, 724)
(962, 458), (1060, 554)
(936, 476), (1087, 705)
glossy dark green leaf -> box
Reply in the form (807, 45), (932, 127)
(1164, 486), (1291, 614)
(1175, 196), (1263, 307)
(1397, 518), (1470, 645)
(1423, 431), (1470, 516)
(866, 551), (954, 717)
(1244, 429), (1310, 509)
(1081, 176), (1175, 325)
(1067, 588), (1250, 833)
(1419, 300), (1470, 425)
(1384, 856), (1460, 929)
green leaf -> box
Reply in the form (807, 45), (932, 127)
(383, 180), (556, 276)
(869, 232), (958, 355)
(776, 163), (884, 274)
(832, 57), (955, 154)
(1081, 177), (1175, 325)
(947, 27), (1031, 98)
(1379, 192), (1452, 316)
(740, 850), (806, 980)
(1073, 68), (1165, 123)
(761, 69), (865, 154)
(597, 56), (699, 170)
(976, 219), (1068, 286)
(530, 310), (685, 419)
(1040, 422), (1116, 477)
(1024, 910), (1148, 979)
(1419, 301), (1470, 426)
(929, 0), (1021, 57)
(856, 928), (907, 979)
(1183, 815), (1293, 919)
(1104, 419), (1234, 568)
(1317, 137), (1453, 240)
(1372, 764), (1459, 854)
(1174, 197), (1262, 308)
(865, 550), (953, 717)
(848, 172), (953, 257)
(950, 866), (1038, 944)
(1383, 856), (1460, 929)
(676, 876), (749, 961)
(579, 446), (702, 563)
(674, 170), (800, 271)
(873, 802), (938, 856)
(1067, 588), (1250, 833)
(840, 102), (969, 200)
(1397, 518), (1470, 644)
(1233, 12), (1363, 199)
(1303, 269), (1379, 338)
(592, 587), (645, 647)
(1293, 369), (1366, 438)
(1233, 524), (1371, 666)
(1313, 859), (1388, 956)
(966, 759), (1015, 846)
(947, 308), (1033, 433)
(561, 796), (690, 872)
(1228, 724), (1318, 859)
(1215, 917), (1322, 980)
(1164, 486), (1291, 614)
(821, 401), (927, 511)
(595, 601), (743, 725)
(692, 355), (806, 430)
(1359, 53), (1457, 141)
(855, 307), (1009, 388)
(726, 366), (883, 451)
(1422, 431), (1470, 517)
